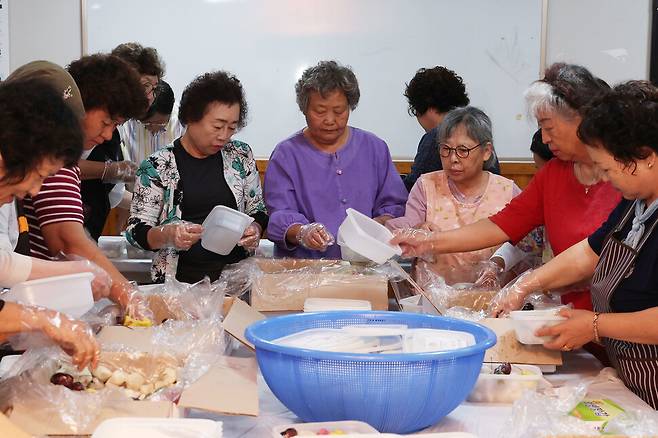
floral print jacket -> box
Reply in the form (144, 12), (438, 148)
(125, 140), (266, 282)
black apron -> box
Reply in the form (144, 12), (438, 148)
(591, 204), (658, 409)
(13, 200), (31, 256)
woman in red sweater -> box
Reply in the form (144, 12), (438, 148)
(392, 63), (621, 312)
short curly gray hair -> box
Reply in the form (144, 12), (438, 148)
(438, 106), (498, 172)
(295, 60), (360, 113)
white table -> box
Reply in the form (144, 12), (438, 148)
(187, 349), (651, 437)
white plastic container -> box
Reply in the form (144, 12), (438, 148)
(201, 205), (253, 255)
(509, 308), (567, 344)
(0, 354), (20, 379)
(337, 208), (401, 264)
(98, 235), (127, 259)
(271, 420), (378, 437)
(92, 418), (222, 437)
(467, 363), (544, 403)
(4, 272), (94, 318)
(303, 297), (372, 312)
(402, 329), (476, 353)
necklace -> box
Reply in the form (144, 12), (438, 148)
(573, 162), (602, 195)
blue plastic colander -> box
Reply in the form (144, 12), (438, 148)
(245, 311), (496, 433)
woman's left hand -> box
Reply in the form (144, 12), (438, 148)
(238, 223), (262, 251)
(536, 308), (595, 352)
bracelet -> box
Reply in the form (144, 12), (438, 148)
(295, 225), (304, 246)
(593, 312), (601, 343)
(0, 299), (5, 313)
(101, 160), (110, 181)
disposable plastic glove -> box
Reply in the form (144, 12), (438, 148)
(488, 270), (543, 317)
(297, 223), (335, 252)
(474, 258), (504, 289)
(19, 304), (99, 370)
(69, 259), (113, 301)
(152, 220), (203, 250)
(389, 227), (439, 258)
(101, 160), (139, 184)
(238, 222), (261, 251)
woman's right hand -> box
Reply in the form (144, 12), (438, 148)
(154, 221), (203, 250)
(22, 305), (99, 370)
(298, 223), (335, 251)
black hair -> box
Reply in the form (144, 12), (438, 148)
(0, 79), (83, 183)
(541, 63), (610, 114)
(144, 80), (175, 119)
(111, 42), (165, 78)
(178, 71), (248, 128)
(578, 80), (658, 168)
(530, 129), (554, 162)
(67, 54), (148, 120)
(404, 66), (469, 116)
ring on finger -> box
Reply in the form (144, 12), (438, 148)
(561, 344), (573, 352)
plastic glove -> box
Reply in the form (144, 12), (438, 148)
(102, 160), (138, 184)
(152, 220), (203, 250)
(389, 227), (439, 258)
(474, 258), (504, 289)
(297, 223), (335, 252)
(488, 270), (543, 317)
(69, 259), (113, 301)
(19, 304), (99, 370)
(238, 222), (261, 251)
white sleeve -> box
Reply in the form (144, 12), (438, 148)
(492, 242), (526, 272)
(0, 250), (32, 287)
(0, 202), (18, 251)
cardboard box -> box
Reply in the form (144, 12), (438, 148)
(6, 323), (258, 436)
(250, 259), (389, 311)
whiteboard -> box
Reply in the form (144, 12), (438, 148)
(86, 0), (542, 159)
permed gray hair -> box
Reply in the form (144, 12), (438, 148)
(295, 60), (360, 113)
(437, 106), (498, 171)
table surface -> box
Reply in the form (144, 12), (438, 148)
(185, 347), (650, 438)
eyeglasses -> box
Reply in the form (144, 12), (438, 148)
(141, 80), (159, 97)
(439, 143), (482, 159)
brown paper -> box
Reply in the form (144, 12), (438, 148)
(223, 298), (265, 350)
(250, 259), (388, 311)
(178, 356), (258, 416)
(480, 318), (562, 365)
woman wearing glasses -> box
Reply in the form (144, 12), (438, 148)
(392, 63), (621, 312)
(386, 106), (538, 284)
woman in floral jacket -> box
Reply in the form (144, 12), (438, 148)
(126, 71), (267, 283)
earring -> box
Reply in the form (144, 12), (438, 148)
(650, 162), (654, 169)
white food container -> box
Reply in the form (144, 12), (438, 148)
(4, 272), (94, 318)
(271, 420), (378, 437)
(98, 235), (127, 259)
(509, 308), (567, 344)
(92, 418), (222, 437)
(467, 363), (544, 403)
(0, 354), (20, 379)
(337, 208), (401, 264)
(201, 205), (253, 255)
(303, 297), (372, 312)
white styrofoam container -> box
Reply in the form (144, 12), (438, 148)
(4, 272), (94, 318)
(337, 208), (401, 264)
(271, 420), (378, 437)
(98, 235), (127, 259)
(509, 308), (567, 344)
(303, 297), (372, 312)
(92, 418), (222, 437)
(467, 363), (544, 403)
(201, 205), (253, 255)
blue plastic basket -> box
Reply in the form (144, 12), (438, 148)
(245, 311), (496, 433)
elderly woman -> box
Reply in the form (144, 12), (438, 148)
(492, 81), (658, 408)
(0, 78), (102, 369)
(387, 106), (538, 285)
(392, 63), (621, 311)
(265, 60), (408, 259)
(126, 71), (267, 283)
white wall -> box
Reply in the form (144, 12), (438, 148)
(8, 0), (81, 70)
(7, 0), (654, 159)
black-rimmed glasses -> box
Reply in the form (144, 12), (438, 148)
(439, 143), (482, 159)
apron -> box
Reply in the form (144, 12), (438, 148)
(13, 200), (31, 256)
(591, 204), (658, 409)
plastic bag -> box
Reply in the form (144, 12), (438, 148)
(503, 368), (658, 437)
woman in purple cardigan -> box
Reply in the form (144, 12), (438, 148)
(264, 60), (408, 259)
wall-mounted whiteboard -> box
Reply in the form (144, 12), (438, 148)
(86, 0), (542, 159)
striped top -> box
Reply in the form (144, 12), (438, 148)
(118, 107), (185, 166)
(23, 166), (84, 260)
